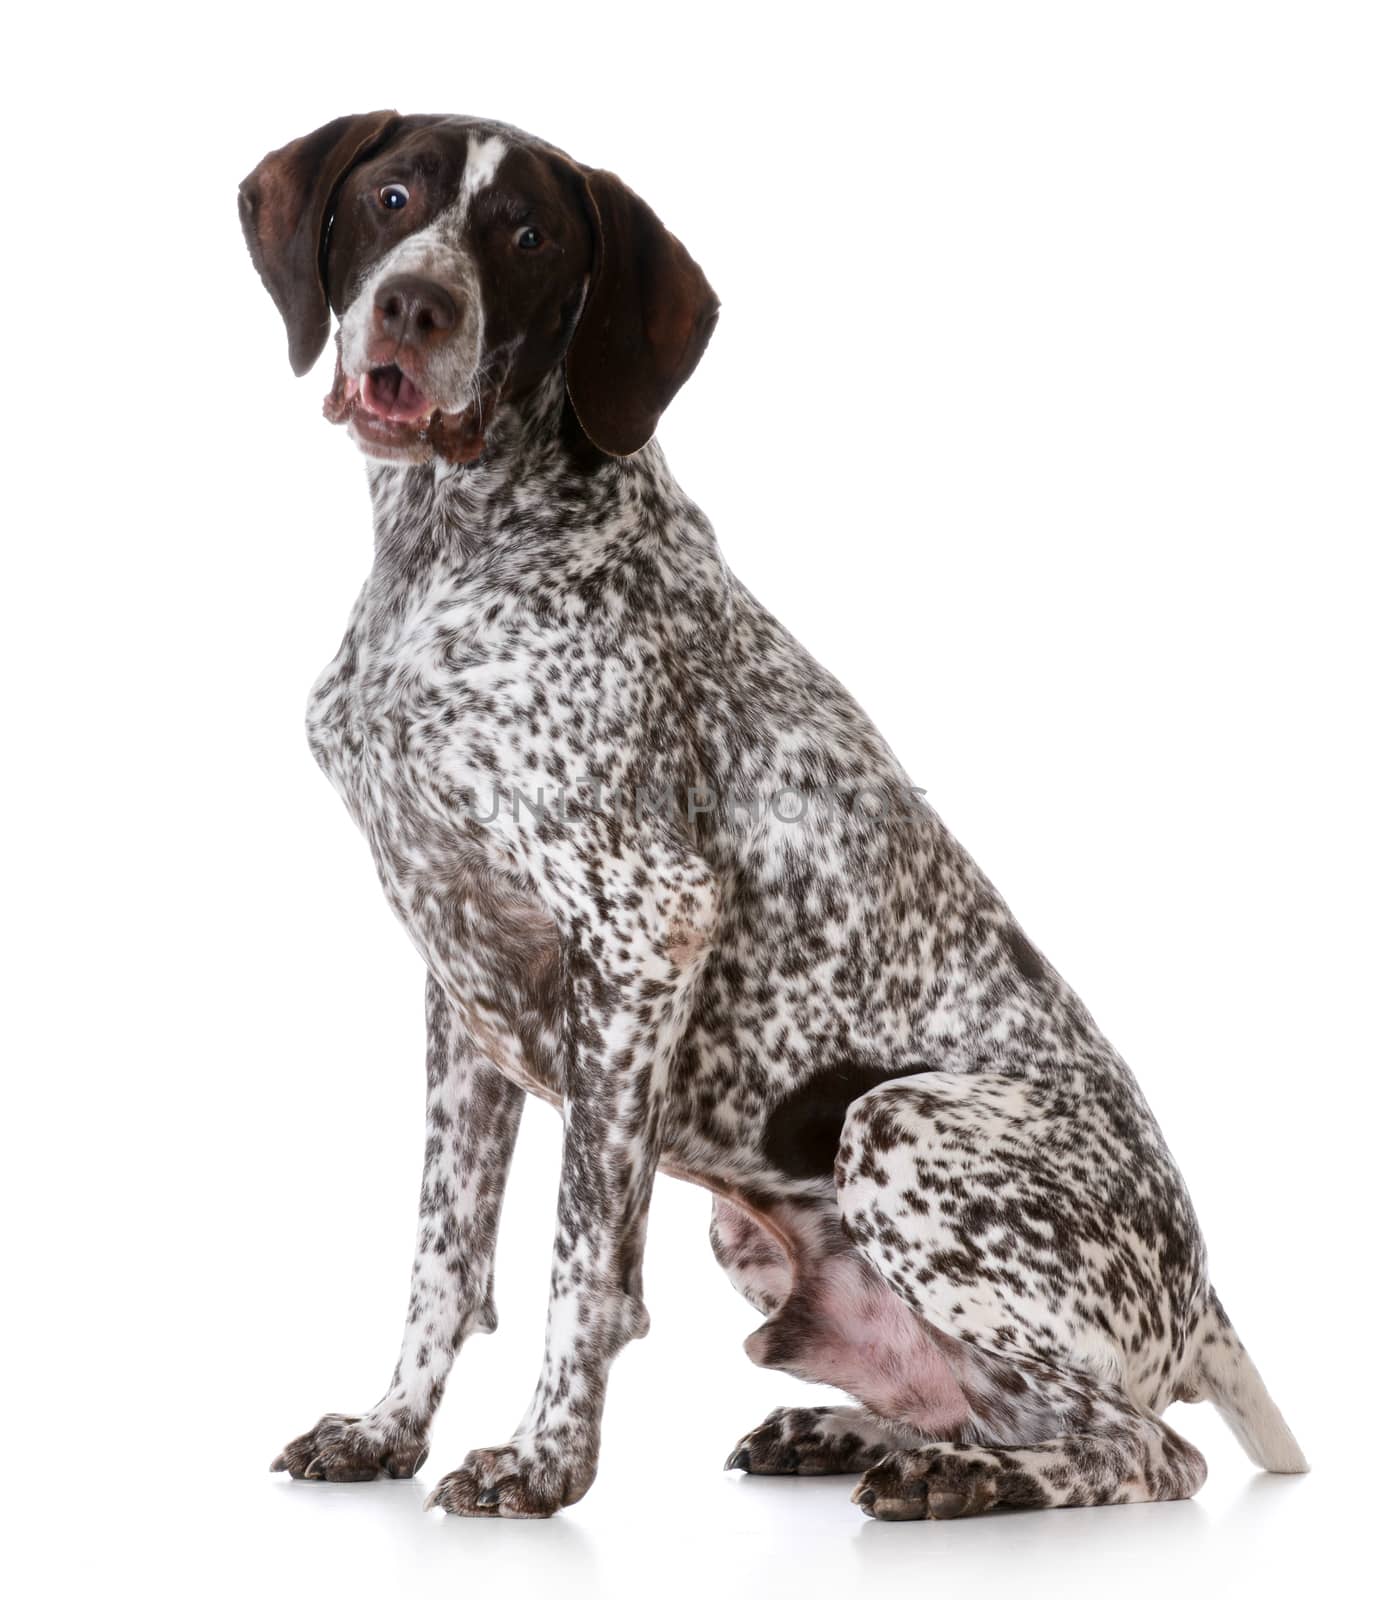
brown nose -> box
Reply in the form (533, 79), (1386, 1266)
(373, 274), (458, 346)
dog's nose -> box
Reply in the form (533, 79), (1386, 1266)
(373, 275), (459, 346)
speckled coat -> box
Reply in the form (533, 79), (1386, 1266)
(241, 113), (1307, 1522)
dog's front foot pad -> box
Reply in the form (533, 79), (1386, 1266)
(726, 1406), (910, 1477)
(852, 1446), (1035, 1520)
(271, 1413), (428, 1483)
(425, 1440), (590, 1519)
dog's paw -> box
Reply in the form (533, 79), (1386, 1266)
(271, 1412), (428, 1483)
(851, 1445), (1024, 1520)
(424, 1434), (594, 1519)
(725, 1405), (910, 1476)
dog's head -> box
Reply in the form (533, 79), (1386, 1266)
(239, 113), (718, 464)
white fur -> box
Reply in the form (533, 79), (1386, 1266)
(462, 134), (507, 201)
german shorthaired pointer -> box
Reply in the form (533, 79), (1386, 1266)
(240, 111), (1307, 1521)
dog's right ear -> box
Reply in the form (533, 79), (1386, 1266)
(239, 111), (400, 376)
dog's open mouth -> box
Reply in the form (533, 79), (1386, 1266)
(359, 363), (434, 425)
(324, 355), (495, 466)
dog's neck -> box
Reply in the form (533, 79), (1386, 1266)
(362, 367), (708, 603)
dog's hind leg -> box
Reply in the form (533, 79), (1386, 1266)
(835, 1067), (1219, 1518)
(271, 976), (524, 1482)
(850, 1412), (1207, 1518)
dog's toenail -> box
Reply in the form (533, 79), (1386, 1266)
(857, 1488), (876, 1508)
(727, 1449), (751, 1471)
(477, 1486), (500, 1505)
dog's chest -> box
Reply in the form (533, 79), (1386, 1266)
(303, 559), (539, 908)
(306, 576), (457, 837)
(306, 562), (566, 1097)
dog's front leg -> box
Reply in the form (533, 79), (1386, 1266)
(427, 821), (720, 1517)
(272, 975), (524, 1481)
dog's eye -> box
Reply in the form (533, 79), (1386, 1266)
(515, 226), (543, 251)
(378, 184), (410, 211)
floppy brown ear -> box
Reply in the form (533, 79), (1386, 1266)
(239, 111), (400, 376)
(564, 169), (719, 457)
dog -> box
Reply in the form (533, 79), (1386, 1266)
(239, 111), (1307, 1521)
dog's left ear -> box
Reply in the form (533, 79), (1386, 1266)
(565, 169), (719, 457)
(239, 110), (400, 376)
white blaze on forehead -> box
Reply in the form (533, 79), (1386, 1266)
(460, 133), (508, 209)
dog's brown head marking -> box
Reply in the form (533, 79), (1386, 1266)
(239, 112), (719, 464)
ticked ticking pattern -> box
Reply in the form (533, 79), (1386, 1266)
(239, 111), (1307, 1521)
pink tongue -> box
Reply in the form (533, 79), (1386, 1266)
(364, 366), (432, 423)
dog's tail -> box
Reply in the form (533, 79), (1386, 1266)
(1185, 1287), (1308, 1473)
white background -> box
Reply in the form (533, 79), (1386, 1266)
(5, 3), (1385, 1596)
